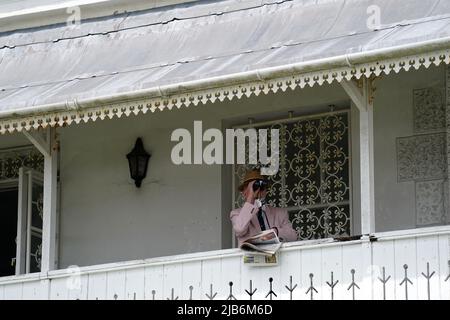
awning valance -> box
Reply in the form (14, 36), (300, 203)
(0, 0), (450, 134)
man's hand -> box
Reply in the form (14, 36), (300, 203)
(244, 180), (260, 204)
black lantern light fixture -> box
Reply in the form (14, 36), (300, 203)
(126, 138), (151, 188)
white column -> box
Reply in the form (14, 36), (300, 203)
(23, 127), (59, 272)
(41, 127), (58, 272)
(341, 78), (375, 236)
(15, 167), (28, 275)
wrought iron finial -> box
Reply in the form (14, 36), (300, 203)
(245, 280), (257, 300)
(227, 281), (237, 300)
(205, 284), (217, 300)
(378, 267), (391, 300)
(285, 276), (297, 300)
(399, 264), (413, 300)
(189, 285), (194, 300)
(445, 261), (450, 282)
(421, 262), (435, 300)
(265, 277), (277, 300)
(305, 273), (318, 300)
(166, 288), (178, 300)
(326, 271), (339, 300)
(347, 269), (360, 300)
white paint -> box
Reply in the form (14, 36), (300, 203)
(342, 79), (375, 235)
(181, 261), (202, 300)
(124, 268), (145, 300)
(87, 272), (107, 300)
(416, 236), (440, 300)
(144, 265), (163, 300)
(372, 240), (396, 299)
(22, 131), (50, 157)
(3, 283), (22, 300)
(278, 250), (301, 300)
(201, 259), (222, 300)
(106, 270), (126, 300)
(15, 168), (28, 275)
(41, 128), (58, 272)
(163, 264), (182, 300)
(437, 234), (450, 300)
(393, 238), (418, 300)
(22, 280), (49, 300)
(0, 228), (449, 300)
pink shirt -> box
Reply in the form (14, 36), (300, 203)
(230, 202), (298, 246)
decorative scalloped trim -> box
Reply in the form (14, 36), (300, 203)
(1, 49), (449, 135)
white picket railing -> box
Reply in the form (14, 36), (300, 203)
(1, 226), (449, 300)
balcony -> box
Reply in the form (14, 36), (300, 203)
(1, 226), (449, 300)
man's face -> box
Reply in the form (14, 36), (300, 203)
(259, 189), (268, 199)
(242, 179), (269, 199)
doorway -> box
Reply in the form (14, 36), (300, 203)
(0, 188), (18, 277)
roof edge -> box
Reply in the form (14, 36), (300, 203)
(1, 37), (450, 134)
(0, 0), (199, 33)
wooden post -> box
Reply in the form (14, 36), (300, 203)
(41, 128), (58, 272)
(15, 167), (28, 275)
(23, 127), (59, 272)
(341, 78), (375, 236)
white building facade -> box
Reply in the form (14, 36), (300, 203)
(0, 0), (449, 300)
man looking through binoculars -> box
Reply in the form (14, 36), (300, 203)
(230, 169), (298, 246)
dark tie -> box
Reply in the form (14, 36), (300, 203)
(257, 207), (266, 231)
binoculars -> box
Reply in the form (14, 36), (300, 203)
(252, 179), (269, 191)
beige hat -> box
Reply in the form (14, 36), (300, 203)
(238, 169), (269, 192)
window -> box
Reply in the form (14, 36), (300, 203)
(233, 111), (352, 240)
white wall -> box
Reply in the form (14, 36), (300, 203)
(373, 64), (447, 232)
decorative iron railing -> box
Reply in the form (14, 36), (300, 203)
(0, 227), (449, 300)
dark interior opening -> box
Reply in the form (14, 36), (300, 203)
(0, 189), (18, 277)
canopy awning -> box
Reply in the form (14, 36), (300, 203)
(0, 0), (450, 133)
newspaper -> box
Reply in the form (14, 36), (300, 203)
(240, 229), (281, 266)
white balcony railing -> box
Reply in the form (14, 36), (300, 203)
(1, 226), (449, 300)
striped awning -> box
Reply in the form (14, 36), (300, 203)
(0, 0), (450, 133)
